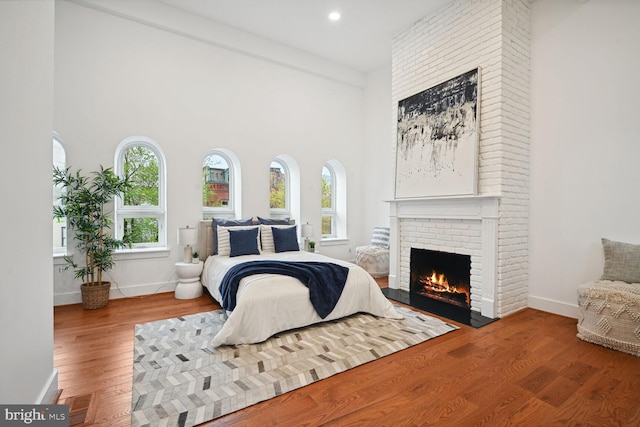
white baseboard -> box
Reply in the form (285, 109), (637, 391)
(54, 280), (178, 306)
(528, 295), (579, 319)
(37, 368), (58, 404)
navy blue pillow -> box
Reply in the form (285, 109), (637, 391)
(272, 226), (299, 253)
(212, 218), (253, 255)
(257, 216), (290, 225)
(228, 228), (260, 257)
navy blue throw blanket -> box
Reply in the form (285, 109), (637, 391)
(219, 261), (350, 319)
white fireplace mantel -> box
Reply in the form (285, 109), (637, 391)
(387, 195), (500, 318)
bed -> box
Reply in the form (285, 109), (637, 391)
(198, 219), (402, 347)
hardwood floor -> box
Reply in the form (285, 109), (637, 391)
(54, 282), (640, 426)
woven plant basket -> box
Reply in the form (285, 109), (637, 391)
(81, 282), (111, 310)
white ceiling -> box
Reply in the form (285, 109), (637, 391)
(155, 0), (453, 72)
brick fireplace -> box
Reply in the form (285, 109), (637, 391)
(388, 0), (531, 320)
(388, 196), (499, 319)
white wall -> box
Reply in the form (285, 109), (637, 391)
(529, 0), (640, 317)
(0, 1), (57, 403)
(362, 65), (394, 240)
(53, 1), (378, 302)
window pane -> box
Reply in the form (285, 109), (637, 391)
(270, 161), (286, 209)
(53, 138), (66, 250)
(123, 217), (158, 244)
(53, 139), (65, 171)
(123, 146), (159, 206)
(203, 154), (230, 207)
(322, 216), (333, 236)
(321, 166), (333, 209)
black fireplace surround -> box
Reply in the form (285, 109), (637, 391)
(382, 247), (496, 328)
(410, 248), (471, 309)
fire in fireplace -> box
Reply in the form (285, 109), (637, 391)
(410, 248), (471, 310)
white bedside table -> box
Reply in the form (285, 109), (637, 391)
(174, 261), (204, 299)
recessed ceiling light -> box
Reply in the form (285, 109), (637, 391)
(328, 11), (341, 22)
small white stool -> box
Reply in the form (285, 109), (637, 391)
(175, 261), (204, 299)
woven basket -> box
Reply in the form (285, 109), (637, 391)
(81, 282), (111, 310)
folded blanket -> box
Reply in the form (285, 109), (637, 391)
(219, 260), (349, 318)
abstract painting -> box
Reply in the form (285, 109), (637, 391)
(395, 68), (479, 198)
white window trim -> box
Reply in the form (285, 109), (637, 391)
(322, 160), (347, 240)
(202, 148), (241, 220)
(114, 136), (167, 249)
(322, 164), (337, 238)
(274, 154), (301, 224)
(114, 247), (170, 260)
(319, 238), (349, 246)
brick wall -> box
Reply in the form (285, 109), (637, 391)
(391, 0), (530, 317)
(399, 218), (484, 311)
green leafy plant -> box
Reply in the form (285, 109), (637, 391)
(192, 251), (199, 258)
(308, 241), (316, 249)
(53, 166), (130, 286)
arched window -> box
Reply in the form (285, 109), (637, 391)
(203, 149), (241, 219)
(322, 160), (347, 239)
(114, 136), (166, 248)
(53, 133), (66, 254)
(270, 154), (300, 222)
(270, 159), (289, 215)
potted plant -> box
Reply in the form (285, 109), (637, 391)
(192, 251), (199, 263)
(53, 166), (130, 309)
(308, 241), (316, 253)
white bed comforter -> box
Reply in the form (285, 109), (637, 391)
(202, 251), (401, 346)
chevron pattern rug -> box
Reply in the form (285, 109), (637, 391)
(131, 306), (458, 427)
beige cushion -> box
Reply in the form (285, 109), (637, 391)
(601, 238), (640, 284)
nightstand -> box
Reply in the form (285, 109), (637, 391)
(174, 261), (204, 299)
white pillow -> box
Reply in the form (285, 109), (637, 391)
(217, 225), (260, 256)
(370, 227), (390, 249)
(260, 224), (294, 253)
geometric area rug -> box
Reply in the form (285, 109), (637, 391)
(131, 306), (458, 427)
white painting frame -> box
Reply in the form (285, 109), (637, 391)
(395, 68), (480, 199)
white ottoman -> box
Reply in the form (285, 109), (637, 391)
(355, 227), (390, 278)
(577, 280), (640, 357)
(355, 245), (389, 278)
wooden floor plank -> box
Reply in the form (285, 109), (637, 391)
(53, 284), (640, 426)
